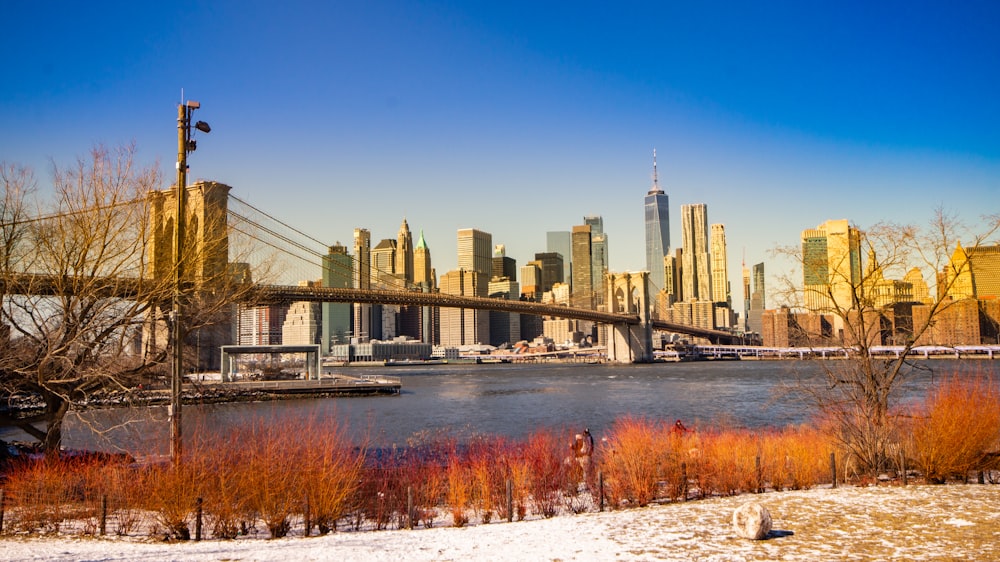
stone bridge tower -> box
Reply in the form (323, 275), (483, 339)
(147, 181), (234, 371)
(605, 271), (653, 363)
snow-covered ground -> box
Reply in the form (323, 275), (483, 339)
(3, 484), (999, 561)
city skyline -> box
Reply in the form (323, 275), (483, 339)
(2, 2), (998, 295)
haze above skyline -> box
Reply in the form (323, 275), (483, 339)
(3, 1), (998, 293)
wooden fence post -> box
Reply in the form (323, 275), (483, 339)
(598, 471), (604, 512)
(506, 479), (513, 523)
(304, 496), (311, 537)
(900, 451), (907, 486)
(195, 497), (203, 541)
(681, 462), (688, 501)
(100, 495), (107, 536)
(407, 486), (414, 530)
(755, 454), (763, 493)
(2, 488), (8, 534)
(830, 452), (837, 489)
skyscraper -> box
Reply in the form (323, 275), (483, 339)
(322, 243), (353, 353)
(546, 231), (572, 290)
(395, 218), (414, 285)
(644, 150), (670, 293)
(412, 229), (436, 344)
(571, 224), (593, 309)
(710, 223), (730, 306)
(742, 261), (751, 332)
(442, 228), (493, 346)
(801, 219), (861, 316)
(492, 244), (517, 281)
(370, 239), (397, 285)
(439, 268), (489, 346)
(413, 229), (434, 289)
(681, 203), (711, 302)
(584, 215), (608, 308)
(534, 252), (564, 294)
(457, 228), (492, 295)
(749, 262), (765, 334)
(353, 228), (371, 342)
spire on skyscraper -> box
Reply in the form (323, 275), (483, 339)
(649, 148), (663, 195)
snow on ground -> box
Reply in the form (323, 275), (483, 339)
(3, 484), (999, 561)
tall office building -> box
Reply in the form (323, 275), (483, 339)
(439, 268), (489, 346)
(488, 277), (521, 346)
(801, 219), (861, 322)
(571, 224), (593, 309)
(237, 304), (289, 345)
(585, 215), (608, 308)
(904, 267), (932, 304)
(663, 253), (679, 305)
(534, 252), (564, 294)
(710, 224), (730, 306)
(322, 243), (353, 353)
(681, 203), (711, 302)
(492, 244), (517, 281)
(520, 262), (541, 300)
(749, 262), (765, 334)
(412, 229), (436, 343)
(395, 218), (414, 285)
(457, 228), (492, 295)
(742, 261), (751, 332)
(546, 231), (572, 291)
(941, 242), (1000, 301)
(371, 239), (397, 283)
(353, 228), (371, 342)
(440, 228), (493, 347)
(283, 281), (321, 345)
(413, 229), (434, 289)
(644, 150), (670, 293)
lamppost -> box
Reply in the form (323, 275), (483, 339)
(171, 100), (210, 465)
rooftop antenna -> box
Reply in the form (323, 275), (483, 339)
(649, 148), (663, 194)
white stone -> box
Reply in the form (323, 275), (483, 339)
(732, 502), (772, 540)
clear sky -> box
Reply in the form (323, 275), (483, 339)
(2, 1), (998, 297)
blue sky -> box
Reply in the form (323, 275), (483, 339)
(2, 1), (998, 297)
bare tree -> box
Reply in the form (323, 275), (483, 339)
(773, 209), (1000, 476)
(0, 145), (262, 457)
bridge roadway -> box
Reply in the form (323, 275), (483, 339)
(253, 285), (741, 344)
(3, 274), (741, 343)
(250, 284), (638, 325)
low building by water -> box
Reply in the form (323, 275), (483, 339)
(329, 336), (432, 363)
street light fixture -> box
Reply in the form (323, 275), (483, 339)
(171, 99), (210, 465)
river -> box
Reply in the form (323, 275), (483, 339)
(4, 359), (997, 456)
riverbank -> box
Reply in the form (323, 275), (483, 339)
(2, 483), (998, 561)
(0, 375), (401, 421)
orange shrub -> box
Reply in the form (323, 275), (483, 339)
(445, 452), (471, 527)
(467, 435), (514, 523)
(760, 425), (833, 490)
(597, 417), (671, 508)
(908, 374), (1000, 483)
(520, 428), (573, 518)
(145, 461), (200, 539)
(2, 457), (90, 534)
(694, 429), (759, 497)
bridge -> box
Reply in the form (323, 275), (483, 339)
(1, 181), (741, 370)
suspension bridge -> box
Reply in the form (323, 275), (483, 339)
(1, 181), (740, 371)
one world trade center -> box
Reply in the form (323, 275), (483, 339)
(644, 149), (670, 294)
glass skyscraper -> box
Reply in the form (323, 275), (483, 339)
(644, 150), (670, 292)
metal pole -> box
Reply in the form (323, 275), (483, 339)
(171, 102), (189, 465)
